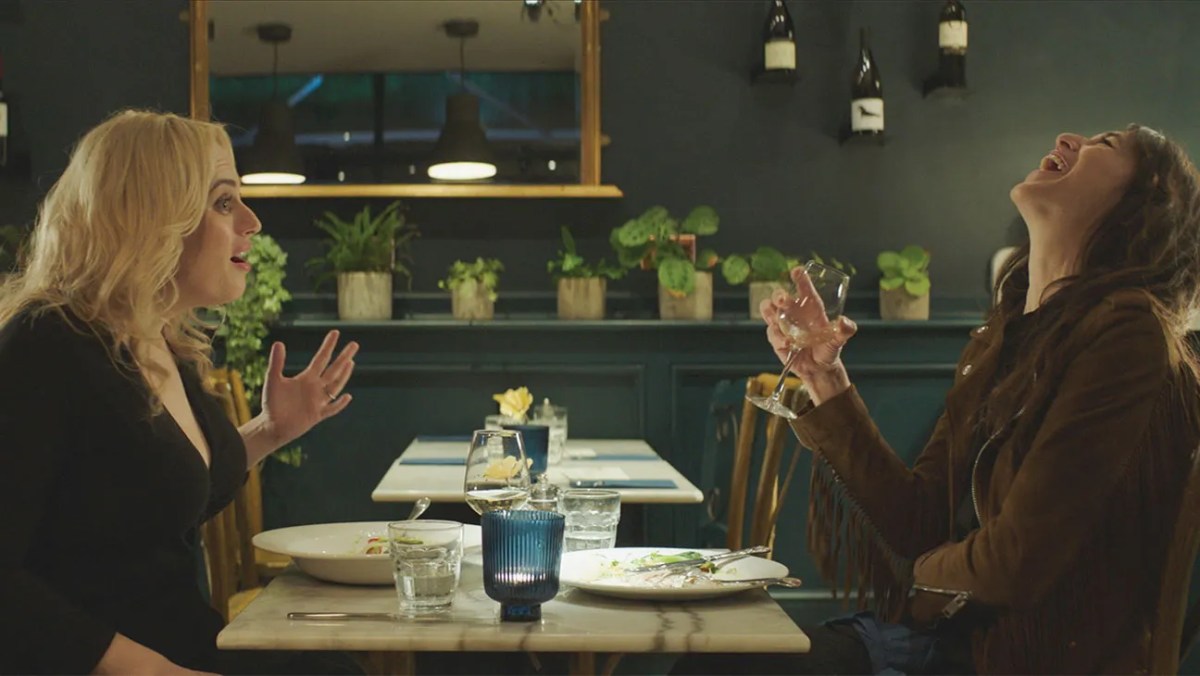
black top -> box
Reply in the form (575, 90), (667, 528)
(0, 308), (246, 674)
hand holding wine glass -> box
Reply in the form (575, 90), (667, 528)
(464, 430), (532, 515)
(752, 262), (855, 416)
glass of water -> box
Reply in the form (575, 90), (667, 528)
(559, 489), (621, 552)
(388, 520), (464, 615)
(531, 404), (568, 466)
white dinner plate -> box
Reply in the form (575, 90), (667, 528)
(252, 521), (482, 586)
(559, 547), (791, 600)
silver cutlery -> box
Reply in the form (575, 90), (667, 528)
(628, 545), (771, 573)
(288, 612), (396, 621)
(406, 496), (431, 520)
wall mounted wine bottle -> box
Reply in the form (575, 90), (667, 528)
(938, 0), (967, 88)
(762, 0), (796, 74)
(0, 52), (8, 170)
(850, 28), (883, 136)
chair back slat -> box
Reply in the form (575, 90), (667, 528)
(1152, 444), (1200, 674)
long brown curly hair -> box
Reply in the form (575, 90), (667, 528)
(984, 125), (1200, 447)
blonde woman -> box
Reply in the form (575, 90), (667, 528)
(0, 110), (358, 674)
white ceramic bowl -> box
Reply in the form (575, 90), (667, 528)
(252, 521), (482, 586)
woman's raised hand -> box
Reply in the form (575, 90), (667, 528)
(760, 266), (857, 405)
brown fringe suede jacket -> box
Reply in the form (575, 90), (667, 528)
(788, 289), (1200, 673)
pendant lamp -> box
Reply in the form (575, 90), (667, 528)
(241, 23), (306, 185)
(428, 20), (497, 182)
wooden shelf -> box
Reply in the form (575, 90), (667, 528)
(239, 183), (625, 199)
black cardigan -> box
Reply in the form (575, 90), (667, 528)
(0, 308), (246, 673)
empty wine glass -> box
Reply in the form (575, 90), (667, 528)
(748, 260), (850, 419)
(464, 430), (532, 515)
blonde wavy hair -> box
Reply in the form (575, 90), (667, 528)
(0, 109), (232, 411)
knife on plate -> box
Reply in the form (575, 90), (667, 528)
(627, 545), (771, 573)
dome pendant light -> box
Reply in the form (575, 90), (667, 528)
(428, 20), (497, 182)
(241, 22), (306, 185)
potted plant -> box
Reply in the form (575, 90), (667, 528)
(306, 201), (419, 321)
(439, 257), (504, 320)
(214, 234), (302, 467)
(610, 205), (720, 320)
(878, 245), (931, 320)
(722, 246), (798, 319)
(547, 226), (625, 320)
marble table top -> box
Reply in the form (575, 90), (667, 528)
(371, 438), (704, 505)
(217, 567), (810, 654)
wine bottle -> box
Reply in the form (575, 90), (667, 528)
(762, 0), (796, 73)
(0, 52), (8, 169)
(850, 28), (883, 136)
(938, 0), (968, 88)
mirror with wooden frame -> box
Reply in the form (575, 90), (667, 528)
(188, 0), (619, 198)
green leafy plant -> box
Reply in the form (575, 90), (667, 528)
(214, 234), (303, 467)
(547, 226), (625, 281)
(721, 246), (799, 286)
(305, 201), (419, 289)
(609, 205), (720, 297)
(0, 225), (29, 273)
(438, 257), (504, 302)
(217, 234), (291, 405)
(877, 245), (931, 297)
(808, 251), (858, 279)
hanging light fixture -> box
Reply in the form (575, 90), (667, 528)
(241, 23), (306, 185)
(427, 19), (497, 182)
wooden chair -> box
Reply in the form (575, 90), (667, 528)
(698, 373), (807, 554)
(200, 368), (289, 621)
(1150, 444), (1200, 674)
(724, 372), (808, 553)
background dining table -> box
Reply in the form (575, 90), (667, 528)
(372, 438), (704, 505)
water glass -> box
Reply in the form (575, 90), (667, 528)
(502, 423), (550, 477)
(388, 520), (463, 615)
(559, 489), (621, 552)
(531, 404), (568, 466)
(481, 510), (565, 622)
(483, 415), (519, 459)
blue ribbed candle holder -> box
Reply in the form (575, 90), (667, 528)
(481, 510), (565, 622)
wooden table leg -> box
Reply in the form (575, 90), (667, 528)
(355, 650), (416, 676)
(569, 652), (597, 676)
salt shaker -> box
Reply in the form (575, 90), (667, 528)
(527, 474), (560, 513)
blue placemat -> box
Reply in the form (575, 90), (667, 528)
(397, 457), (466, 466)
(571, 454), (659, 462)
(567, 479), (677, 489)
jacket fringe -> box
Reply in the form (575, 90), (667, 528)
(809, 453), (914, 622)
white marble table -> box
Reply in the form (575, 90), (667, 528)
(371, 438), (703, 505)
(217, 567), (810, 674)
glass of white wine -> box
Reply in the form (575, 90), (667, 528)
(748, 260), (850, 420)
(464, 429), (532, 515)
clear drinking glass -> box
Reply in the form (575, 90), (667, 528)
(748, 260), (850, 420)
(388, 520), (464, 615)
(531, 404), (568, 466)
(559, 488), (621, 552)
(464, 429), (532, 515)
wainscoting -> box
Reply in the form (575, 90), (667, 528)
(260, 307), (979, 618)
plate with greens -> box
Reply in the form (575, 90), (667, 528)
(559, 547), (789, 600)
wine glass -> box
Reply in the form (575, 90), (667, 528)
(464, 430), (532, 515)
(748, 260), (850, 419)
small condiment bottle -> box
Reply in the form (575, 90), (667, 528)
(527, 474), (560, 513)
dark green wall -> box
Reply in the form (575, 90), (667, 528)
(5, 0), (1200, 657)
